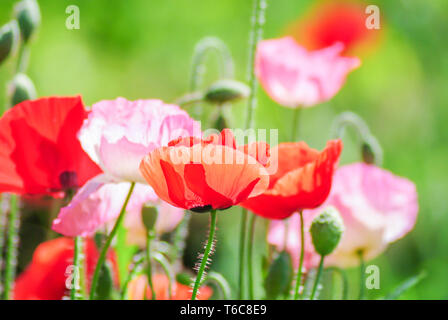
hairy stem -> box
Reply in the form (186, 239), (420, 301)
(145, 230), (156, 300)
(70, 236), (84, 300)
(191, 210), (217, 300)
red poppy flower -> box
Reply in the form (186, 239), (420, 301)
(288, 0), (381, 55)
(139, 129), (270, 212)
(241, 140), (343, 219)
(0, 96), (102, 196)
(127, 274), (213, 300)
(14, 237), (117, 300)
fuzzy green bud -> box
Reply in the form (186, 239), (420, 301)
(176, 273), (192, 286)
(0, 21), (19, 65)
(204, 79), (250, 105)
(9, 73), (37, 107)
(310, 206), (344, 256)
(15, 0), (41, 43)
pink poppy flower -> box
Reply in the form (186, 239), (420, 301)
(79, 97), (199, 183)
(255, 36), (360, 108)
(52, 175), (184, 237)
(268, 163), (418, 268)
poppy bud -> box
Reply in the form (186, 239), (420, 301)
(362, 142), (375, 164)
(204, 79), (250, 105)
(141, 206), (158, 231)
(264, 251), (293, 299)
(310, 206), (344, 256)
(14, 0), (41, 43)
(0, 21), (19, 65)
(94, 262), (114, 300)
(9, 73), (37, 107)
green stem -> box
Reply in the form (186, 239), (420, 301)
(358, 250), (365, 300)
(0, 195), (5, 291)
(89, 182), (135, 300)
(203, 271), (231, 300)
(291, 108), (302, 141)
(293, 210), (305, 300)
(245, 0), (267, 130)
(71, 236), (83, 300)
(238, 208), (248, 299)
(310, 255), (325, 300)
(247, 214), (257, 300)
(145, 230), (156, 300)
(152, 252), (173, 299)
(16, 44), (30, 74)
(191, 209), (217, 300)
(3, 194), (18, 300)
(120, 254), (145, 300)
(328, 267), (348, 300)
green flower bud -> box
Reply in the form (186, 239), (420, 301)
(141, 206), (158, 231)
(15, 0), (41, 43)
(0, 21), (19, 65)
(264, 251), (293, 299)
(9, 73), (37, 107)
(204, 79), (250, 105)
(310, 206), (344, 256)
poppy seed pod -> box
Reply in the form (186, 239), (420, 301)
(204, 79), (250, 105)
(15, 0), (41, 43)
(310, 206), (344, 256)
(9, 73), (37, 107)
(0, 20), (19, 65)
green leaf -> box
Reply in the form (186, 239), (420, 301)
(383, 271), (426, 300)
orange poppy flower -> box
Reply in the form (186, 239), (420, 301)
(127, 274), (213, 300)
(139, 129), (270, 212)
(241, 140), (343, 219)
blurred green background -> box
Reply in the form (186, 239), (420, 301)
(1, 0), (447, 299)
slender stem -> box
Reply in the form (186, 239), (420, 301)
(247, 214), (257, 300)
(70, 236), (83, 300)
(245, 0), (267, 130)
(0, 195), (5, 292)
(204, 272), (231, 300)
(16, 44), (30, 74)
(120, 254), (145, 300)
(145, 230), (156, 300)
(328, 267), (348, 300)
(358, 250), (365, 300)
(238, 208), (248, 299)
(152, 252), (173, 299)
(3, 194), (18, 300)
(293, 210), (305, 300)
(310, 255), (325, 300)
(291, 108), (302, 141)
(89, 182), (135, 300)
(191, 210), (217, 300)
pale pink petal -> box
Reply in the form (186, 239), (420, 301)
(255, 36), (360, 108)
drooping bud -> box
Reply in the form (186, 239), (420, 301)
(310, 206), (344, 256)
(14, 0), (41, 43)
(0, 21), (19, 65)
(141, 206), (158, 231)
(204, 79), (250, 105)
(9, 73), (37, 107)
(264, 251), (293, 299)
